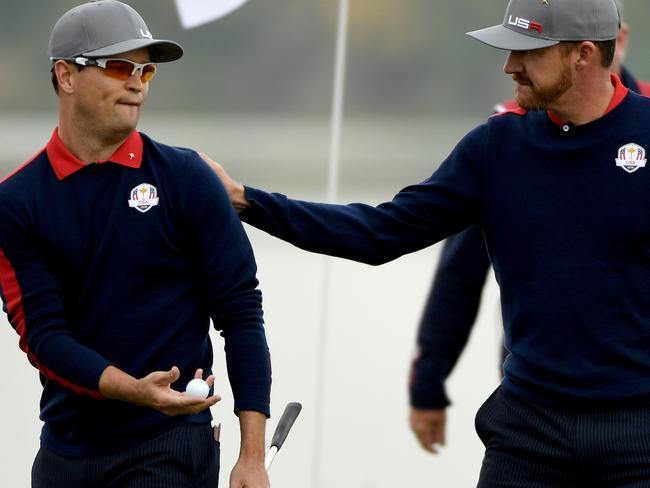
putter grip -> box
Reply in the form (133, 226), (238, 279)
(271, 402), (302, 449)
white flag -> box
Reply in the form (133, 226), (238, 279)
(175, 0), (249, 29)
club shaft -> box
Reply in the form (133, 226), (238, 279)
(264, 446), (278, 471)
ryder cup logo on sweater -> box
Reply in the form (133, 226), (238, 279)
(128, 183), (160, 213)
(615, 143), (647, 173)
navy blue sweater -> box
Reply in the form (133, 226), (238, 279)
(242, 77), (650, 407)
(0, 130), (271, 456)
(409, 68), (650, 410)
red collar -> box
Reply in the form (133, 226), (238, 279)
(46, 128), (143, 180)
(547, 74), (629, 127)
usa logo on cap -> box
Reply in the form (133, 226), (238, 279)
(615, 143), (647, 174)
(128, 183), (160, 213)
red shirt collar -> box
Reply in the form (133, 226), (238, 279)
(547, 74), (629, 127)
(46, 128), (143, 180)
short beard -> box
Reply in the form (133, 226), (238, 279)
(514, 65), (573, 111)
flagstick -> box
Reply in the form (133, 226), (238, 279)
(312, 1), (349, 487)
(325, 0), (349, 204)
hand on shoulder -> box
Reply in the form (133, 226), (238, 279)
(199, 152), (251, 213)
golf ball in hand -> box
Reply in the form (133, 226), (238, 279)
(185, 378), (210, 399)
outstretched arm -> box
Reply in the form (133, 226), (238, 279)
(201, 125), (487, 266)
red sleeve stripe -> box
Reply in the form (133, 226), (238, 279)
(36, 363), (104, 400)
(0, 247), (103, 399)
(0, 248), (27, 344)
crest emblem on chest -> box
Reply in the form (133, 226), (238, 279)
(128, 183), (160, 213)
(615, 143), (647, 174)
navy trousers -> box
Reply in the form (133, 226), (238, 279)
(32, 423), (220, 488)
(475, 387), (650, 487)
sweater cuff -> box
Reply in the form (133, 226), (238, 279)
(409, 383), (451, 410)
(234, 400), (271, 419)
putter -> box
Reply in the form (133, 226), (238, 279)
(265, 402), (302, 471)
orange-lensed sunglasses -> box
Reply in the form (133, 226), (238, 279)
(59, 57), (158, 82)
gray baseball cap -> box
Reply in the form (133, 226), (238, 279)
(48, 0), (183, 65)
(467, 0), (620, 51)
(614, 0), (624, 20)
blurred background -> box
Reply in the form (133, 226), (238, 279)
(1, 1), (650, 486)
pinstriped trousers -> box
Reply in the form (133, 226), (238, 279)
(31, 423), (220, 488)
(475, 387), (650, 487)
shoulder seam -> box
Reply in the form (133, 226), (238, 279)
(0, 147), (47, 185)
(490, 107), (528, 118)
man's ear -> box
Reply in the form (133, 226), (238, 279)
(575, 41), (598, 70)
(53, 60), (77, 95)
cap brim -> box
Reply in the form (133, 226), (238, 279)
(83, 38), (183, 63)
(466, 24), (559, 51)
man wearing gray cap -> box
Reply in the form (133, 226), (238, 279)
(408, 0), (650, 459)
(0, 1), (271, 487)
(208, 0), (650, 485)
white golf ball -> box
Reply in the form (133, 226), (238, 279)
(185, 378), (210, 399)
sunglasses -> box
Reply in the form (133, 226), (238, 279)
(57, 57), (158, 82)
